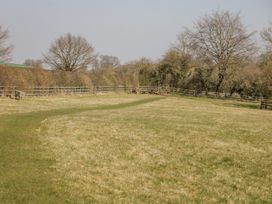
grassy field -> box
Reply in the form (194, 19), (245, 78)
(0, 94), (271, 203)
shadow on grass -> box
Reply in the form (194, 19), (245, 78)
(231, 103), (260, 110)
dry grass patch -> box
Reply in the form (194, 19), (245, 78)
(40, 96), (272, 203)
(0, 94), (159, 203)
(0, 93), (150, 115)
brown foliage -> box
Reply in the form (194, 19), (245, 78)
(0, 65), (92, 89)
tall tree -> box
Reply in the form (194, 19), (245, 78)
(44, 33), (96, 72)
(177, 11), (256, 93)
(0, 26), (13, 61)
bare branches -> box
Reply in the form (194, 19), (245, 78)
(43, 33), (96, 72)
(0, 26), (13, 61)
(192, 11), (256, 65)
(172, 30), (195, 57)
(174, 11), (256, 92)
(261, 23), (272, 52)
(95, 55), (120, 69)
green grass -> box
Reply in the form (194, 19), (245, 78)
(0, 94), (271, 203)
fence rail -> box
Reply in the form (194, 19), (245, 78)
(22, 87), (93, 97)
(0, 86), (177, 97)
(179, 89), (267, 103)
(260, 99), (272, 110)
(0, 86), (270, 109)
(0, 86), (17, 97)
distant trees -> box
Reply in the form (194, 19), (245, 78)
(24, 59), (43, 68)
(44, 33), (96, 72)
(105, 56), (120, 68)
(0, 26), (13, 61)
(95, 55), (120, 69)
(90, 57), (157, 87)
(89, 55), (120, 86)
(175, 11), (256, 93)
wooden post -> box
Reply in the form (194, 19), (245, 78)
(15, 90), (25, 100)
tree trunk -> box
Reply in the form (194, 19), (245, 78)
(215, 72), (225, 96)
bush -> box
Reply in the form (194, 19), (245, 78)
(0, 65), (92, 89)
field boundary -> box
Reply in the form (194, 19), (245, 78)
(1, 85), (270, 109)
(0, 85), (267, 99)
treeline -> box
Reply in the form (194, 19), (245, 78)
(91, 11), (272, 97)
(90, 52), (272, 97)
(0, 11), (272, 97)
(1, 51), (271, 97)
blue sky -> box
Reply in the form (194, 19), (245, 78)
(0, 0), (271, 63)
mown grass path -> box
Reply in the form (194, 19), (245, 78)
(0, 97), (163, 203)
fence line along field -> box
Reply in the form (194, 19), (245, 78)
(1, 85), (271, 110)
(0, 93), (271, 203)
(0, 86), (178, 97)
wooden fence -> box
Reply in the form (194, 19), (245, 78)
(0, 86), (271, 109)
(260, 99), (272, 110)
(180, 89), (272, 109)
(23, 87), (93, 97)
(179, 89), (267, 103)
(0, 86), (17, 97)
(0, 86), (177, 97)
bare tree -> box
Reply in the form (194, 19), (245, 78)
(261, 23), (272, 51)
(177, 11), (256, 93)
(44, 33), (96, 72)
(0, 26), (13, 61)
(95, 55), (120, 69)
(24, 59), (43, 68)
